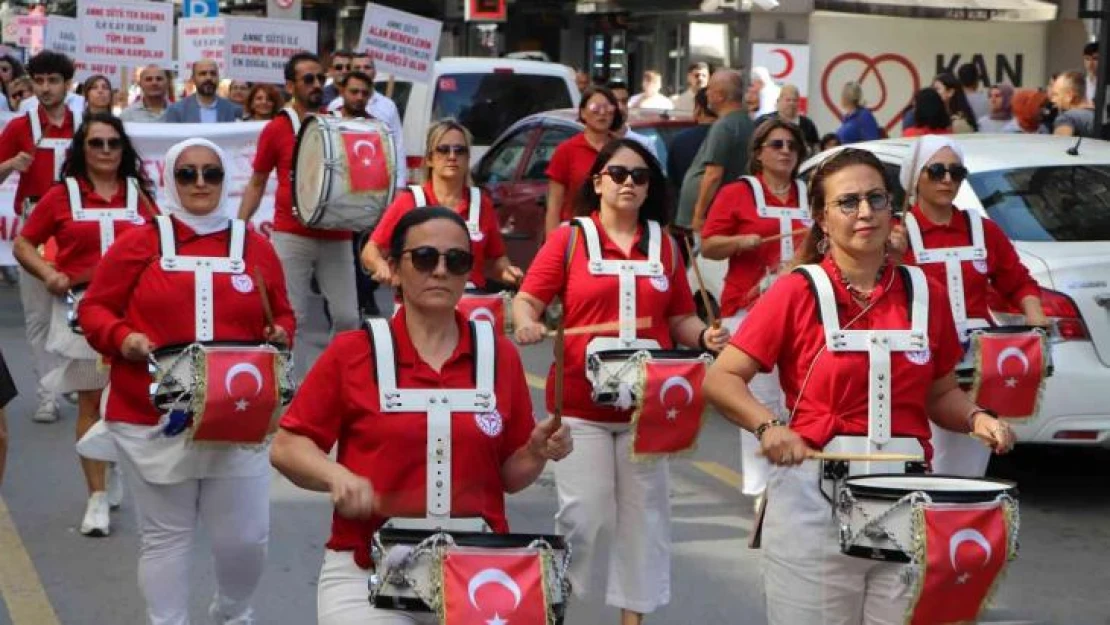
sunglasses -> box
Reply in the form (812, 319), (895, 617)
(434, 144), (469, 157)
(600, 165), (651, 186)
(174, 166), (226, 186)
(586, 102), (615, 115)
(299, 73), (327, 86)
(402, 246), (474, 276)
(763, 139), (797, 151)
(923, 163), (969, 183)
(828, 191), (892, 215)
(87, 137), (123, 151)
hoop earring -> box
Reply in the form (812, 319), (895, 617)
(816, 235), (829, 256)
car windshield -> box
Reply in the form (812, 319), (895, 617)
(968, 166), (1110, 242)
(433, 73), (573, 145)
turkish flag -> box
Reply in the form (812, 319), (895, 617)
(193, 346), (282, 445)
(909, 501), (1015, 625)
(442, 547), (550, 625)
(970, 330), (1048, 420)
(631, 358), (708, 459)
(341, 131), (391, 193)
(456, 293), (509, 335)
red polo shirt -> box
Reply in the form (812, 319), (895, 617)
(369, 183), (507, 289)
(20, 178), (159, 283)
(701, 175), (810, 316)
(545, 132), (601, 222)
(900, 206), (1040, 321)
(0, 106), (76, 215)
(278, 309), (535, 568)
(732, 257), (963, 456)
(80, 217), (296, 426)
(520, 214), (696, 423)
(252, 113), (348, 240)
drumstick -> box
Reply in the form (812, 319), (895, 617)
(254, 268), (275, 333)
(761, 228), (809, 244)
(807, 451), (924, 463)
(543, 317), (650, 338)
(551, 320), (565, 430)
(683, 235), (719, 329)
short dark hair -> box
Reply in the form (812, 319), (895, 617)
(1084, 41), (1099, 57)
(283, 52), (321, 82)
(911, 88), (951, 131)
(607, 81), (629, 94)
(340, 70), (373, 89)
(62, 113), (154, 194)
(694, 87), (715, 117)
(388, 206), (471, 261)
(688, 62), (709, 73)
(26, 50), (75, 81)
(956, 63), (981, 88)
(578, 85), (624, 131)
(331, 49), (353, 60)
(574, 138), (670, 225)
(0, 54), (25, 79)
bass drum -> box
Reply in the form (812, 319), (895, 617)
(293, 115), (397, 231)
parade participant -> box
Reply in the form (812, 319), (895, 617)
(700, 119), (810, 506)
(893, 135), (1045, 476)
(333, 70), (373, 119)
(121, 65), (170, 123)
(515, 138), (729, 625)
(0, 349), (14, 486)
(703, 147), (1016, 625)
(325, 53), (406, 188)
(0, 50), (80, 424)
(13, 113), (158, 535)
(163, 60), (242, 123)
(79, 138), (293, 625)
(241, 84), (282, 121)
(272, 206), (571, 625)
(81, 75), (114, 116)
(363, 120), (522, 292)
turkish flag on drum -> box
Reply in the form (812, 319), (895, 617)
(631, 359), (708, 459)
(970, 331), (1048, 420)
(442, 547), (550, 625)
(456, 293), (509, 335)
(909, 502), (1015, 625)
(341, 132), (391, 193)
(194, 348), (281, 445)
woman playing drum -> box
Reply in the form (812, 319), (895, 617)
(273, 207), (571, 625)
(13, 113), (159, 536)
(892, 135), (1045, 477)
(700, 118), (811, 507)
(79, 138), (294, 625)
(703, 148), (1017, 624)
(513, 138), (729, 625)
(361, 120), (523, 292)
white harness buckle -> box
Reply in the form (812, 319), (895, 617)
(740, 175), (810, 264)
(65, 177), (140, 256)
(409, 185), (483, 240)
(29, 111), (75, 181)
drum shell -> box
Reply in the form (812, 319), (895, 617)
(148, 342), (295, 412)
(65, 285), (88, 334)
(586, 349), (700, 407)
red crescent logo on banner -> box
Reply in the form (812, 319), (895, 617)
(770, 48), (794, 80)
(820, 52), (921, 134)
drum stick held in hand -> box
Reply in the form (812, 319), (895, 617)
(683, 236), (719, 329)
(808, 451), (924, 463)
(761, 228), (809, 244)
(254, 268), (275, 333)
(552, 321), (565, 430)
(544, 317), (650, 338)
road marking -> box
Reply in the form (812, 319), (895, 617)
(0, 496), (61, 625)
(526, 373), (546, 390)
(690, 461), (743, 489)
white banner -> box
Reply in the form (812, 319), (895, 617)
(76, 0), (174, 68)
(0, 114), (277, 266)
(45, 15), (124, 87)
(179, 17), (227, 76)
(752, 43), (811, 113)
(224, 16), (317, 84)
(14, 15), (45, 54)
(357, 3), (441, 83)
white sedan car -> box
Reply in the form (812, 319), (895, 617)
(691, 135), (1110, 447)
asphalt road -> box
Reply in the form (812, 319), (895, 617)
(0, 281), (1107, 625)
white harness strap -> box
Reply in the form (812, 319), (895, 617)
(903, 211), (987, 340)
(28, 111), (72, 181)
(367, 317), (496, 522)
(574, 217), (663, 347)
(409, 185), (483, 240)
(65, 177), (140, 255)
(796, 264), (930, 446)
(282, 108), (301, 135)
(156, 216), (247, 342)
(741, 175), (810, 264)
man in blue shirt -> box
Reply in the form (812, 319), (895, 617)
(834, 81), (881, 144)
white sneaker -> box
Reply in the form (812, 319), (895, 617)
(31, 396), (59, 423)
(79, 492), (110, 537)
(209, 598), (254, 625)
(106, 464), (124, 510)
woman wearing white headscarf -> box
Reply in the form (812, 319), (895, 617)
(80, 138), (295, 625)
(751, 67), (781, 118)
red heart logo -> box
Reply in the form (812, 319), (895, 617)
(821, 52), (922, 135)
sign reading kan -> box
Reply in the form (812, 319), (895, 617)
(183, 0), (219, 18)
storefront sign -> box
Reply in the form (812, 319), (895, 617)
(752, 43), (811, 112)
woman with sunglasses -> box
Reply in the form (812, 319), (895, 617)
(893, 136), (1044, 477)
(515, 138), (729, 625)
(700, 119), (810, 508)
(703, 148), (1016, 624)
(363, 120), (521, 292)
(13, 113), (158, 537)
(79, 138), (294, 625)
(544, 85), (625, 235)
(274, 206), (571, 625)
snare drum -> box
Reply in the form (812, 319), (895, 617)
(586, 348), (695, 409)
(292, 115), (397, 231)
(456, 290), (514, 335)
(65, 285), (87, 334)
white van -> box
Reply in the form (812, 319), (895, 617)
(376, 57), (580, 183)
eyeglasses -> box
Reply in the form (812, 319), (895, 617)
(299, 73), (327, 86)
(922, 163), (969, 183)
(434, 144), (469, 157)
(87, 137), (122, 151)
(174, 165), (225, 186)
(763, 139), (797, 151)
(401, 246), (474, 276)
(600, 165), (651, 186)
(827, 191), (892, 215)
(586, 102), (615, 115)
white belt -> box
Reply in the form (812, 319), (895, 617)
(904, 212), (987, 341)
(410, 185), (483, 240)
(156, 216), (246, 342)
(741, 175), (810, 264)
(65, 177), (140, 255)
(29, 111), (73, 181)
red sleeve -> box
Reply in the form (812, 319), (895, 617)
(665, 236), (696, 317)
(480, 193), (507, 259)
(369, 192), (415, 250)
(0, 116), (30, 164)
(251, 232), (297, 345)
(78, 225), (159, 357)
(519, 223), (572, 305)
(730, 273), (803, 372)
(984, 219), (1041, 306)
(927, 281), (963, 379)
(252, 119), (280, 175)
(496, 336), (535, 464)
(19, 183), (66, 245)
(544, 139), (572, 185)
(278, 332), (358, 452)
(701, 182), (747, 239)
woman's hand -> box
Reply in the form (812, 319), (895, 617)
(888, 223), (908, 256)
(760, 424), (813, 466)
(264, 325), (290, 346)
(701, 324), (731, 353)
(527, 415), (573, 461)
(44, 269), (70, 296)
(329, 466), (375, 520)
(500, 264), (524, 287)
(734, 234), (763, 254)
(121, 332), (155, 362)
(514, 320), (547, 345)
(971, 412), (1016, 454)
(370, 263), (392, 285)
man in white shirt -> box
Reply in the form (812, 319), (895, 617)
(326, 52), (406, 188)
(18, 90), (85, 118)
(671, 62), (710, 113)
(608, 81), (661, 160)
(120, 65), (170, 122)
(629, 70), (674, 110)
(1084, 42), (1099, 102)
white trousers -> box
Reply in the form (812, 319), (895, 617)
(271, 232), (359, 339)
(724, 312), (787, 496)
(18, 267), (58, 402)
(317, 550), (437, 625)
(551, 417), (671, 614)
(762, 462), (911, 625)
(119, 455), (270, 625)
(929, 422), (991, 477)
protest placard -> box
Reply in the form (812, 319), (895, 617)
(45, 15), (123, 86)
(76, 0), (173, 68)
(179, 17), (226, 75)
(14, 15), (45, 54)
(357, 3), (441, 83)
(224, 16), (316, 84)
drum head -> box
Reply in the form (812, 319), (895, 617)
(378, 528), (567, 551)
(293, 116), (328, 226)
(595, 349), (697, 362)
(846, 474), (1016, 503)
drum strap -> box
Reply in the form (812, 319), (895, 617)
(65, 177), (140, 255)
(739, 175), (809, 264)
(29, 109), (73, 181)
(282, 108), (301, 135)
(904, 211), (987, 341)
(409, 185), (483, 240)
(156, 216), (247, 342)
(365, 317), (497, 521)
(795, 264), (929, 446)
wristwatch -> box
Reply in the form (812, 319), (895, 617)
(754, 419), (785, 441)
